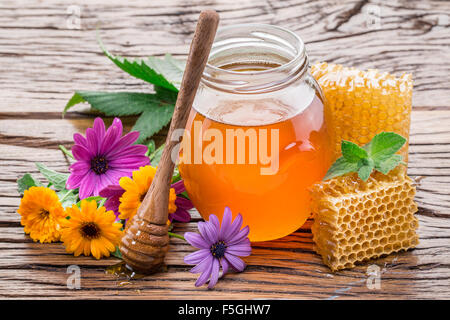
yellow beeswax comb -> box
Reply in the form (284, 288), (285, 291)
(311, 166), (419, 271)
(311, 62), (413, 161)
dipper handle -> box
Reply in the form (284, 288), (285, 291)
(120, 10), (219, 274)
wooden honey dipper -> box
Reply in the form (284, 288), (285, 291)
(119, 10), (220, 274)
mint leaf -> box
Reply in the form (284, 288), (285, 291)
(341, 140), (368, 163)
(76, 196), (104, 207)
(35, 163), (69, 191)
(133, 105), (175, 144)
(99, 36), (184, 92)
(17, 174), (43, 195)
(376, 154), (403, 174)
(364, 132), (406, 163)
(323, 157), (359, 181)
(358, 164), (374, 181)
(63, 91), (175, 117)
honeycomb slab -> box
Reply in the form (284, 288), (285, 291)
(311, 167), (419, 271)
(311, 62), (412, 161)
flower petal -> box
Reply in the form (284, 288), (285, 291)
(220, 258), (229, 277)
(175, 196), (194, 210)
(219, 206), (232, 240)
(171, 180), (185, 194)
(184, 232), (209, 249)
(224, 253), (246, 272)
(184, 249), (210, 265)
(228, 226), (250, 246)
(198, 221), (218, 244)
(208, 258), (220, 289)
(109, 131), (140, 155)
(99, 125), (120, 155)
(209, 214), (220, 232)
(78, 171), (97, 199)
(224, 213), (244, 241)
(73, 133), (88, 149)
(226, 243), (252, 257)
(72, 145), (93, 161)
(66, 173), (86, 190)
(93, 117), (106, 142)
(195, 257), (214, 287)
(170, 208), (191, 223)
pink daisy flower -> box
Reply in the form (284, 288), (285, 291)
(66, 117), (149, 199)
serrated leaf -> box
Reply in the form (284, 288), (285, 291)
(63, 91), (175, 117)
(364, 132), (406, 163)
(341, 140), (368, 163)
(35, 163), (69, 191)
(99, 36), (184, 92)
(323, 157), (360, 181)
(63, 92), (85, 116)
(133, 105), (174, 144)
(376, 154), (403, 174)
(358, 164), (374, 181)
(17, 174), (43, 195)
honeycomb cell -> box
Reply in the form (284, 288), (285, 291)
(311, 62), (412, 161)
(311, 167), (419, 271)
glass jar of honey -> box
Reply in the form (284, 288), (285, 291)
(178, 24), (333, 241)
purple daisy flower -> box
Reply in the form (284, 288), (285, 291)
(66, 117), (150, 199)
(99, 178), (193, 223)
(184, 207), (252, 289)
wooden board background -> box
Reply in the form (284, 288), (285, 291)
(0, 0), (449, 299)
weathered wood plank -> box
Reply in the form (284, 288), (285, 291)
(0, 0), (449, 299)
(0, 0), (448, 114)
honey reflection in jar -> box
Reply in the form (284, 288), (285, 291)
(178, 25), (333, 241)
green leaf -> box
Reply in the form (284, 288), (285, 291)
(149, 143), (165, 166)
(364, 132), (406, 163)
(323, 157), (360, 181)
(62, 91), (175, 117)
(35, 163), (69, 191)
(145, 139), (156, 157)
(376, 154), (403, 174)
(133, 105), (174, 144)
(341, 140), (368, 163)
(358, 164), (374, 181)
(63, 92), (85, 117)
(17, 174), (43, 195)
(111, 246), (123, 259)
(57, 189), (79, 208)
(76, 196), (105, 207)
(98, 35), (184, 92)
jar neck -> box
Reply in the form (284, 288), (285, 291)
(202, 24), (308, 94)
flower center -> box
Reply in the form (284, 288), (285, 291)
(80, 222), (101, 239)
(39, 209), (50, 218)
(91, 156), (109, 175)
(210, 241), (227, 259)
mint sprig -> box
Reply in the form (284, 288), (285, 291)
(324, 132), (407, 181)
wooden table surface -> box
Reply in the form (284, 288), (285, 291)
(1, 0), (449, 299)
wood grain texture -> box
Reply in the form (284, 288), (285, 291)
(0, 0), (449, 299)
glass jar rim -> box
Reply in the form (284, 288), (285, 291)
(202, 23), (308, 93)
(205, 23), (306, 75)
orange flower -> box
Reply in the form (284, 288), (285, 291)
(118, 165), (177, 221)
(17, 186), (65, 243)
(60, 200), (122, 259)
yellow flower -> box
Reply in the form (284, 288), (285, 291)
(118, 165), (177, 221)
(60, 200), (123, 259)
(17, 186), (64, 243)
